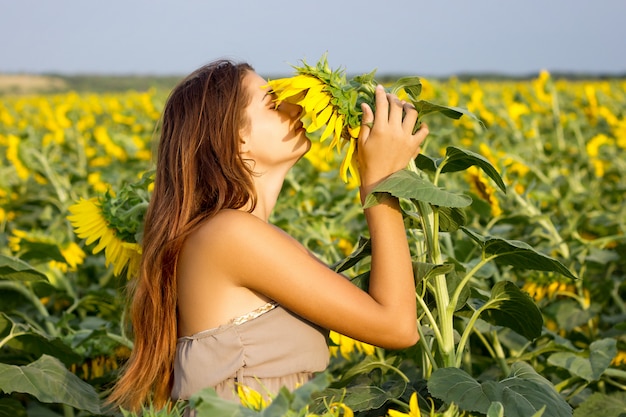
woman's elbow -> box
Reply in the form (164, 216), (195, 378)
(383, 324), (420, 350)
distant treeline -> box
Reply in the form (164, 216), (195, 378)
(2, 72), (625, 95)
(58, 72), (626, 92)
(56, 74), (185, 93)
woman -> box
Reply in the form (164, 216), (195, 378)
(108, 59), (428, 411)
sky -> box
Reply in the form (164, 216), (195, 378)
(1, 0), (625, 78)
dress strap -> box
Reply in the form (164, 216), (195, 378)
(229, 301), (279, 326)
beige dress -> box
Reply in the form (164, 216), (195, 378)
(171, 302), (330, 402)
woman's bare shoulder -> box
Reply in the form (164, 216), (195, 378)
(186, 209), (280, 250)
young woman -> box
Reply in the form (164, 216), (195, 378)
(108, 59), (429, 411)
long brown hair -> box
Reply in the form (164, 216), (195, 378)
(107, 60), (255, 411)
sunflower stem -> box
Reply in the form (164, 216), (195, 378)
(0, 281), (57, 336)
(407, 161), (455, 368)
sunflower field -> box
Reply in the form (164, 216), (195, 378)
(0, 66), (625, 417)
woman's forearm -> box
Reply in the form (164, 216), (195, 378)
(362, 193), (418, 341)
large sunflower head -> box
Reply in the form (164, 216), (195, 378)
(267, 56), (375, 184)
(267, 55), (479, 186)
(67, 171), (153, 278)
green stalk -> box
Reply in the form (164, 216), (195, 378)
(31, 150), (69, 204)
(604, 368), (626, 381)
(513, 192), (570, 259)
(63, 404), (75, 417)
(105, 332), (134, 349)
(455, 299), (501, 367)
(415, 293), (444, 348)
(549, 81), (566, 152)
(472, 328), (497, 360)
(554, 376), (582, 393)
(449, 255), (495, 313)
(408, 160), (455, 367)
(0, 281), (57, 336)
(452, 255), (501, 367)
(0, 330), (29, 349)
(490, 330), (511, 375)
(417, 324), (438, 377)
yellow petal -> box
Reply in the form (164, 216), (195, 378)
(409, 392), (421, 417)
(310, 105), (333, 131)
(387, 410), (409, 417)
(298, 85), (326, 113)
(319, 113), (338, 143)
(339, 139), (356, 183)
(289, 75), (324, 89)
(348, 125), (361, 139)
(311, 92), (332, 115)
(329, 114), (344, 151)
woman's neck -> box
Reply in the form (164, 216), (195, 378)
(247, 167), (289, 222)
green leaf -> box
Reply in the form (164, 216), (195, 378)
(317, 381), (405, 413)
(415, 146), (506, 193)
(390, 76), (422, 100)
(363, 170), (472, 209)
(259, 389), (290, 417)
(0, 355), (100, 414)
(403, 210), (423, 229)
(545, 299), (596, 332)
(414, 154), (438, 172)
(0, 313), (81, 365)
(0, 255), (48, 282)
(415, 147), (506, 194)
(0, 398), (27, 417)
(350, 271), (370, 291)
(548, 338), (617, 382)
(413, 100), (484, 126)
(415, 262), (455, 284)
(14, 241), (65, 263)
(190, 372), (331, 417)
(573, 392), (626, 417)
(438, 206), (467, 232)
(286, 372), (331, 411)
(331, 236), (371, 273)
(487, 402), (504, 417)
(189, 387), (254, 417)
(461, 228), (576, 279)
(333, 355), (409, 387)
(443, 147), (506, 192)
(476, 281), (543, 340)
(428, 363), (571, 417)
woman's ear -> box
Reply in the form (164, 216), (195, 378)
(239, 130), (251, 154)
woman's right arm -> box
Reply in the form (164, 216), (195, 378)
(196, 86), (428, 348)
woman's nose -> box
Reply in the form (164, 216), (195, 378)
(278, 101), (302, 118)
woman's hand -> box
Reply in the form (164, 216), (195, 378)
(357, 85), (429, 197)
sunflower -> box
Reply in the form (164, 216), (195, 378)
(466, 165), (502, 217)
(266, 56), (461, 185)
(387, 392), (421, 417)
(67, 198), (142, 278)
(236, 384), (269, 411)
(266, 57), (365, 184)
(67, 172), (151, 278)
(329, 330), (375, 359)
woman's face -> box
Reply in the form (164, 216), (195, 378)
(240, 71), (310, 172)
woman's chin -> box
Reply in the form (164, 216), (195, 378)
(293, 137), (312, 163)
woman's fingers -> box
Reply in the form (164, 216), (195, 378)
(402, 102), (418, 133)
(359, 102), (374, 144)
(374, 84), (388, 125)
(387, 95), (405, 125)
(411, 122), (429, 159)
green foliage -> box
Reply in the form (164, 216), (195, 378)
(0, 355), (100, 414)
(1, 71), (625, 416)
(572, 392), (626, 417)
(428, 363), (571, 417)
(363, 170), (472, 208)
